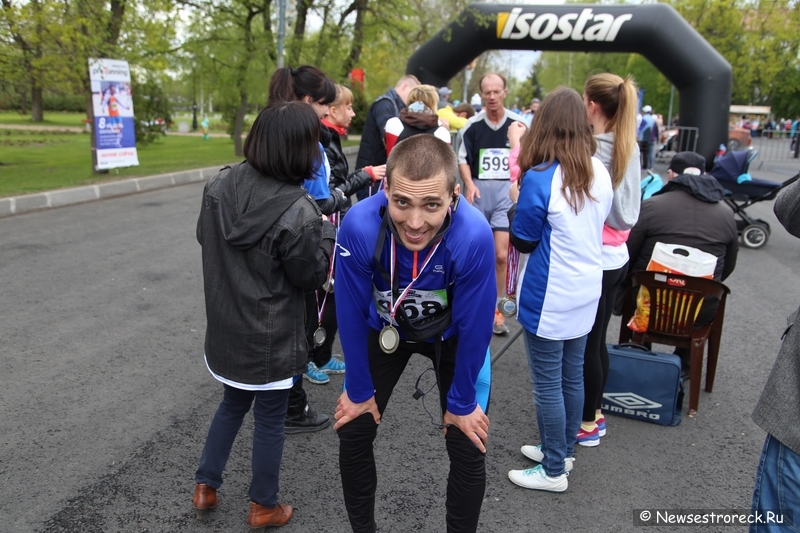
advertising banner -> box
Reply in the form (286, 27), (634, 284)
(88, 58), (139, 170)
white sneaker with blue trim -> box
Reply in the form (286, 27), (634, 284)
(520, 444), (574, 473)
(508, 464), (568, 492)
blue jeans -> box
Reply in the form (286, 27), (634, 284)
(750, 434), (800, 532)
(523, 330), (587, 477)
(196, 384), (290, 507)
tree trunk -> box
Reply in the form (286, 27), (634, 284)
(262, 0), (277, 63)
(233, 93), (247, 156)
(31, 84), (43, 122)
(289, 0), (312, 65)
(30, 0), (45, 121)
(107, 0), (126, 47)
(341, 0), (368, 77)
(233, 12), (258, 156)
(313, 1), (333, 66)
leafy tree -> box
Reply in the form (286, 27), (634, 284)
(512, 60), (544, 108)
(131, 73), (172, 146)
(179, 0), (272, 156)
(1, 0), (48, 120)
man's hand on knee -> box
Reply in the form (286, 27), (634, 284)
(334, 392), (381, 430)
(443, 405), (490, 453)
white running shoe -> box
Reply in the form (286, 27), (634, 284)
(508, 464), (568, 492)
(520, 444), (575, 473)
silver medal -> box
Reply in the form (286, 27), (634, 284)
(313, 326), (327, 347)
(379, 325), (400, 354)
(498, 297), (517, 318)
(322, 278), (334, 293)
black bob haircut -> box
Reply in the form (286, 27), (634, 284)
(243, 101), (322, 184)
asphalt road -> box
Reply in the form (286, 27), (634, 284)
(2, 173), (799, 533)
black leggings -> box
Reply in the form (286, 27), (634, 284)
(287, 290), (338, 417)
(336, 330), (486, 533)
(583, 265), (626, 422)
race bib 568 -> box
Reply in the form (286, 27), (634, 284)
(373, 287), (449, 325)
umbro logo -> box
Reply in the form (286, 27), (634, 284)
(602, 392), (662, 410)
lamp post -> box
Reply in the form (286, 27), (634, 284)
(192, 61), (198, 131)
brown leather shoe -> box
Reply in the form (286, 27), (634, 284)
(247, 501), (293, 530)
(192, 483), (219, 520)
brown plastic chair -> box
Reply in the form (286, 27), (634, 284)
(618, 271), (731, 417)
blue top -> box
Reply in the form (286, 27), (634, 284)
(638, 114), (658, 142)
(303, 143), (331, 200)
(335, 193), (496, 415)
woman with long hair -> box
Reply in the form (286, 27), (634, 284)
(193, 101), (336, 529)
(506, 87), (613, 493)
(577, 73), (641, 446)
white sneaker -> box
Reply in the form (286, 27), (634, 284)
(520, 444), (575, 473)
(508, 464), (568, 492)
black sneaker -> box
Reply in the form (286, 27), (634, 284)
(284, 407), (331, 434)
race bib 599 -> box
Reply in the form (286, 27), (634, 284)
(478, 148), (510, 180)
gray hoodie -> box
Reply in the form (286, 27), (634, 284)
(594, 132), (641, 230)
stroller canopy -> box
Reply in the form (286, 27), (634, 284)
(709, 150), (780, 198)
(709, 150), (751, 183)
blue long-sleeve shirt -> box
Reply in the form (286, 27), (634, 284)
(335, 193), (496, 415)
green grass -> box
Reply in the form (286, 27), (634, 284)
(0, 130), (239, 197)
(0, 111), (88, 128)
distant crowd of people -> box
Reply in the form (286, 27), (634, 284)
(735, 115), (800, 139)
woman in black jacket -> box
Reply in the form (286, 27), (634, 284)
(193, 102), (336, 530)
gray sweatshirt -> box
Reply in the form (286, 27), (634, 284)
(594, 132), (641, 230)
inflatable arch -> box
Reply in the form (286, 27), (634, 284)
(407, 3), (732, 166)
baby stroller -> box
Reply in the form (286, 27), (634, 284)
(708, 150), (800, 249)
(655, 128), (678, 164)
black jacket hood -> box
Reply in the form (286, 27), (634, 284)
(654, 173), (726, 203)
(207, 162), (306, 251)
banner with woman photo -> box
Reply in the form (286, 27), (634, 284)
(88, 58), (139, 170)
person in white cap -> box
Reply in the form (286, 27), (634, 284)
(470, 93), (482, 113)
(637, 105), (658, 170)
(437, 86), (452, 109)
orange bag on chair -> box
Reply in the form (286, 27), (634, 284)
(628, 243), (717, 333)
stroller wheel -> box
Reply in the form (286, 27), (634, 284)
(741, 224), (769, 249)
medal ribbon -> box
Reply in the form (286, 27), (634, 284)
(387, 235), (443, 322)
(506, 241), (520, 297)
